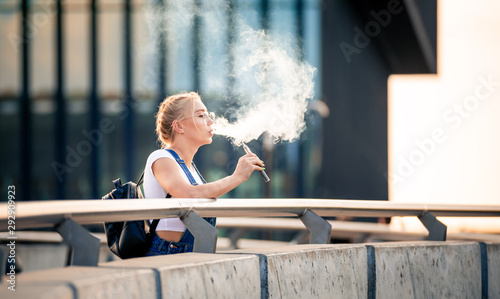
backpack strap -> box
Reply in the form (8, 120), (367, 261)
(149, 219), (160, 233)
(148, 190), (171, 236)
(138, 168), (170, 236)
(137, 171), (145, 186)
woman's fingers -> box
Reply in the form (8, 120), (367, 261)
(243, 153), (264, 168)
(234, 153), (266, 181)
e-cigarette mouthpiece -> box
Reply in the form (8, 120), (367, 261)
(242, 142), (270, 183)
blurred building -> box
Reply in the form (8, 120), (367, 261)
(0, 0), (324, 200)
(320, 0), (436, 200)
(0, 0), (441, 204)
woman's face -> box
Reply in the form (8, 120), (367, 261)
(179, 98), (214, 145)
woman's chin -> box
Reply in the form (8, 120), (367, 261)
(201, 137), (213, 145)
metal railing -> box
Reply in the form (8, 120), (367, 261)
(1, 198), (499, 267)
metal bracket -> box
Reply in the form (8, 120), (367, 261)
(55, 218), (100, 266)
(418, 212), (447, 241)
(298, 209), (332, 244)
(181, 211), (218, 253)
(227, 228), (249, 249)
(290, 230), (310, 245)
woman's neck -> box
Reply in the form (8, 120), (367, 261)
(168, 141), (198, 167)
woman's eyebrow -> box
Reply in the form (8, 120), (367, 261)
(194, 108), (207, 113)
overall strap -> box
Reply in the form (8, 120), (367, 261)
(165, 149), (199, 186)
(137, 171), (145, 186)
(165, 149), (216, 231)
(191, 163), (206, 184)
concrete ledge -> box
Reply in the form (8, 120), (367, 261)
(6, 243), (118, 273)
(216, 237), (291, 250)
(16, 244), (69, 272)
(101, 253), (261, 299)
(485, 242), (500, 298)
(229, 244), (368, 298)
(0, 283), (74, 299)
(368, 241), (481, 298)
(0, 266), (156, 299)
(2, 241), (498, 298)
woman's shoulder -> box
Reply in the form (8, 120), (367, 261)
(146, 149), (175, 164)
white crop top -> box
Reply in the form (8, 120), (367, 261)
(143, 149), (204, 232)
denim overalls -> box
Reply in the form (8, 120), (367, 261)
(145, 149), (216, 256)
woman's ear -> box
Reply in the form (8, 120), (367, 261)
(172, 120), (184, 134)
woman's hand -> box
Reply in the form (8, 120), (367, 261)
(232, 153), (265, 182)
(154, 152), (265, 199)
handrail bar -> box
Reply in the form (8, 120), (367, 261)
(1, 198), (499, 269)
(2, 198), (500, 231)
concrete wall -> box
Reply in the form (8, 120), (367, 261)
(2, 243), (118, 273)
(102, 253), (261, 299)
(1, 241), (498, 298)
(486, 242), (500, 298)
(3, 266), (157, 298)
(368, 241), (481, 298)
(228, 241), (496, 298)
(227, 244), (368, 298)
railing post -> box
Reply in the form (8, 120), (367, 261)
(298, 209), (332, 244)
(55, 0), (67, 199)
(418, 211), (447, 241)
(55, 218), (100, 266)
(124, 0), (135, 181)
(181, 211), (218, 253)
(89, 0), (100, 199)
(20, 0), (33, 201)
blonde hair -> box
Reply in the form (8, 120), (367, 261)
(155, 91), (200, 148)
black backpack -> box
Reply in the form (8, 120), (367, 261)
(102, 149), (213, 259)
(102, 173), (167, 259)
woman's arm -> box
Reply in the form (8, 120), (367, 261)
(152, 153), (263, 199)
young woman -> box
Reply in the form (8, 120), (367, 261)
(142, 91), (264, 255)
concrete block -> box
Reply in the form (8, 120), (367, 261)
(230, 244), (368, 298)
(102, 253), (261, 299)
(12, 243), (115, 273)
(99, 244), (121, 263)
(16, 243), (69, 272)
(370, 241), (481, 299)
(486, 242), (500, 298)
(6, 266), (156, 299)
(0, 283), (74, 299)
